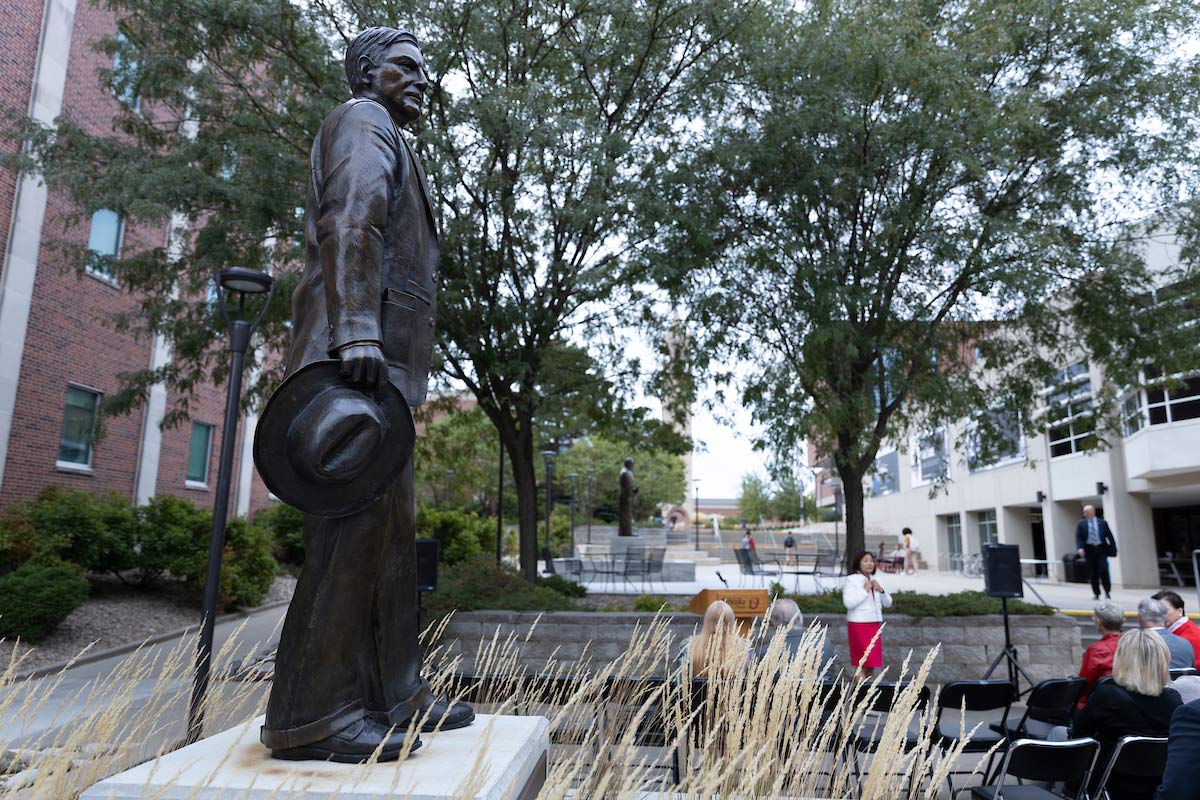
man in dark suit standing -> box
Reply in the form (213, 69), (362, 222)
(1156, 699), (1200, 800)
(1075, 504), (1115, 601)
(259, 27), (472, 763)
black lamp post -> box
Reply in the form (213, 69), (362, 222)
(585, 468), (595, 544)
(187, 267), (273, 745)
(442, 469), (456, 506)
(567, 473), (579, 557)
(541, 449), (556, 554)
(496, 433), (504, 565)
(693, 479), (701, 551)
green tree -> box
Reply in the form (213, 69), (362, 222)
(736, 473), (771, 523)
(413, 404), (499, 512)
(554, 437), (685, 522)
(649, 0), (1200, 567)
(4, 0), (727, 581)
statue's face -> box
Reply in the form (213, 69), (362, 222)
(365, 41), (427, 124)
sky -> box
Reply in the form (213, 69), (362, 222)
(690, 399), (772, 499)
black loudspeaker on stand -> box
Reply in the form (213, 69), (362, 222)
(981, 543), (1036, 695)
(415, 538), (440, 624)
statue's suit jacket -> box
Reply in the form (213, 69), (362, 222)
(289, 97), (438, 406)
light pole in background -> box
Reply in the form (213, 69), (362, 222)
(442, 468), (456, 506)
(187, 267), (274, 745)
(567, 473), (579, 557)
(824, 475), (844, 571)
(693, 479), (701, 551)
(585, 468), (595, 544)
(541, 450), (556, 558)
(496, 434), (504, 564)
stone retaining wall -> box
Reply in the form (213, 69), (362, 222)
(437, 611), (1083, 685)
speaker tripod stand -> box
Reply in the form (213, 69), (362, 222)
(982, 597), (1036, 696)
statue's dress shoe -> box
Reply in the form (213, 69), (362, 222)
(389, 678), (476, 733)
(270, 716), (421, 763)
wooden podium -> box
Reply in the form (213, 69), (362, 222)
(689, 588), (770, 635)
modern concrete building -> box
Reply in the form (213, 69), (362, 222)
(815, 233), (1199, 588)
(0, 0), (271, 515)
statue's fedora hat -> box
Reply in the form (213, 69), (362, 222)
(253, 360), (413, 518)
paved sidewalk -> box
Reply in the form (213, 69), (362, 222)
(0, 603), (288, 749)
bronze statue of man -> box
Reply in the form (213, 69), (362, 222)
(255, 27), (472, 763)
(618, 457), (638, 537)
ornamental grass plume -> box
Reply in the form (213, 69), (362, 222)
(0, 608), (990, 798)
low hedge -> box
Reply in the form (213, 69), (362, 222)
(0, 559), (90, 641)
(783, 588), (1054, 620)
(426, 556), (577, 619)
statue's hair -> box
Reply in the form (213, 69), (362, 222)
(345, 27), (420, 94)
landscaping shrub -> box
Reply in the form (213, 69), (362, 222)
(633, 594), (669, 612)
(786, 589), (1054, 619)
(254, 502), (305, 565)
(0, 559), (89, 641)
(425, 556), (575, 618)
(221, 518), (277, 608)
(134, 494), (276, 609)
(0, 504), (34, 572)
(416, 508), (494, 565)
(24, 487), (137, 575)
(540, 574), (587, 598)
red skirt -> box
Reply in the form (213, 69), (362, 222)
(847, 621), (883, 669)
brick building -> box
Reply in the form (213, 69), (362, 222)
(0, 0), (271, 516)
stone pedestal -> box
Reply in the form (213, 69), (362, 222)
(81, 714), (548, 800)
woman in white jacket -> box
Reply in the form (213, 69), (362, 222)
(843, 550), (893, 678)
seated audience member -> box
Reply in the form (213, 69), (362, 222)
(1138, 598), (1195, 670)
(755, 598), (837, 674)
(1152, 590), (1200, 669)
(1066, 629), (1181, 800)
(1079, 600), (1125, 706)
(1156, 699), (1200, 800)
(684, 600), (751, 678)
(1167, 674), (1200, 704)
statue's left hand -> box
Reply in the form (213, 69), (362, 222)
(338, 342), (386, 387)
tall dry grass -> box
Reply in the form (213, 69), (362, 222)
(0, 611), (992, 798)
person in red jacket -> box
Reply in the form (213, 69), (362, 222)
(1154, 590), (1200, 669)
(1079, 600), (1126, 707)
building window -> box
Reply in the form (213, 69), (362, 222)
(910, 429), (948, 486)
(870, 450), (899, 497)
(57, 385), (101, 468)
(1045, 361), (1094, 457)
(1122, 390), (1145, 436)
(968, 407), (1025, 471)
(1144, 366), (1200, 426)
(977, 509), (998, 548)
(944, 514), (963, 568)
(186, 422), (214, 486)
(111, 32), (141, 110)
(85, 209), (124, 281)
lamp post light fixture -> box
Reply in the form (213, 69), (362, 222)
(443, 469), (456, 506)
(541, 449), (556, 555)
(187, 267), (274, 745)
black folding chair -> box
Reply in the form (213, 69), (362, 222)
(849, 681), (931, 791)
(1092, 735), (1168, 800)
(621, 544), (648, 591)
(644, 546), (667, 592)
(991, 676), (1086, 742)
(1168, 667), (1198, 680)
(604, 675), (680, 785)
(932, 680), (1016, 794)
(963, 737), (1100, 800)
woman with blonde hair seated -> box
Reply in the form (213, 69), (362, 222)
(1059, 628), (1181, 799)
(686, 600), (751, 677)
